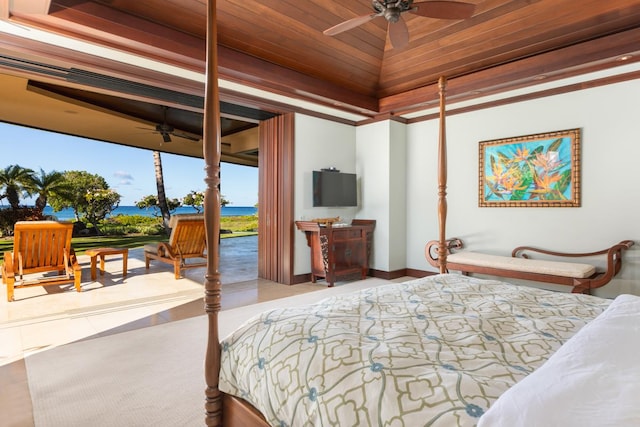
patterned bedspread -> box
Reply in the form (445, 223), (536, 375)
(219, 274), (610, 427)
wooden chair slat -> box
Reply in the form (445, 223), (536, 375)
(144, 215), (207, 279)
(1, 221), (82, 301)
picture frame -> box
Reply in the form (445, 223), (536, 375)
(479, 128), (581, 207)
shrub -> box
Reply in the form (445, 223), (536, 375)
(0, 207), (45, 236)
(99, 214), (163, 235)
(220, 215), (258, 232)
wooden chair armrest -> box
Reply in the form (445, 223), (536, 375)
(156, 242), (177, 258)
(425, 238), (464, 268)
(512, 240), (634, 290)
(69, 249), (82, 272)
(512, 240), (634, 259)
(2, 251), (15, 278)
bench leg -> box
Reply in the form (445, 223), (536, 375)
(572, 279), (591, 295)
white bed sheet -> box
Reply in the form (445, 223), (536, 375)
(478, 293), (640, 427)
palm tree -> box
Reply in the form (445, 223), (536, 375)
(28, 168), (71, 213)
(153, 150), (172, 233)
(0, 164), (35, 210)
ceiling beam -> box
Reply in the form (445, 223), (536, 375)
(7, 2), (380, 116)
(217, 46), (379, 116)
(379, 27), (640, 115)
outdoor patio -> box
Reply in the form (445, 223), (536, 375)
(0, 234), (298, 365)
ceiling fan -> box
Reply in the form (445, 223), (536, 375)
(139, 106), (201, 143)
(323, 0), (475, 49)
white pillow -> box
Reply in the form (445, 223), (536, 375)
(478, 294), (640, 427)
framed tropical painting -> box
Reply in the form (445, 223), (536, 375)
(479, 128), (581, 207)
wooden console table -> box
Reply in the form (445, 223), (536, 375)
(296, 220), (375, 287)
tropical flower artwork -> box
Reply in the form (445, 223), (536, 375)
(479, 129), (580, 207)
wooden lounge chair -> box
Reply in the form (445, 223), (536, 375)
(144, 214), (207, 279)
(2, 220), (82, 302)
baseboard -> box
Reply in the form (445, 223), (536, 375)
(404, 268), (437, 278)
(369, 268), (435, 280)
(292, 273), (312, 284)
(291, 269), (436, 285)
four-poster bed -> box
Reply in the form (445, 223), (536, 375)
(202, 3), (637, 425)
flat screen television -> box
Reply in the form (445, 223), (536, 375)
(312, 170), (357, 207)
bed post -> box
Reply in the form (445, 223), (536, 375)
(437, 76), (448, 274)
(203, 0), (223, 425)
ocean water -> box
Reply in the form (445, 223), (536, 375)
(42, 205), (257, 221)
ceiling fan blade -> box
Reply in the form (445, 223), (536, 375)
(388, 17), (409, 49)
(323, 13), (380, 36)
(173, 132), (201, 142)
(411, 1), (475, 19)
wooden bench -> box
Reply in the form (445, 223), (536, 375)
(425, 238), (634, 294)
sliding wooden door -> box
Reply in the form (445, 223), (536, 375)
(258, 113), (295, 284)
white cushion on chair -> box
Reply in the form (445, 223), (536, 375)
(143, 243), (159, 253)
(447, 251), (596, 278)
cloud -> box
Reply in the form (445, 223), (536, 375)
(114, 170), (134, 185)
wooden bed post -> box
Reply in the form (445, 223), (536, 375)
(203, 0), (223, 425)
(437, 76), (448, 274)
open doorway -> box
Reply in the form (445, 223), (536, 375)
(218, 162), (259, 284)
(0, 120), (261, 282)
(0, 66), (297, 288)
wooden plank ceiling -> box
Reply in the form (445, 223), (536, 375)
(1, 0), (639, 160)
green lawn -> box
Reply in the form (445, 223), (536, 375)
(0, 231), (257, 256)
(0, 214), (258, 256)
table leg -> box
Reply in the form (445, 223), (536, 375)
(90, 256), (98, 280)
(100, 255), (106, 276)
(123, 252), (128, 277)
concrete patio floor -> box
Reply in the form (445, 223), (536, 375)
(0, 235), (267, 365)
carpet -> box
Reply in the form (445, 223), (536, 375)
(25, 278), (392, 427)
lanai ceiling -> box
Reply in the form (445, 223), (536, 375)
(0, 0), (639, 164)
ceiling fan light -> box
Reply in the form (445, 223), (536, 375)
(384, 7), (401, 23)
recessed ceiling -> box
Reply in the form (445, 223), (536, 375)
(0, 0), (639, 160)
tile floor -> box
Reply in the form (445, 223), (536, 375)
(1, 236), (398, 426)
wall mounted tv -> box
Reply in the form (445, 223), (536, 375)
(312, 170), (357, 207)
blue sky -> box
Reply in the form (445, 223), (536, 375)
(0, 122), (258, 207)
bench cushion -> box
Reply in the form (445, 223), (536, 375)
(447, 251), (596, 279)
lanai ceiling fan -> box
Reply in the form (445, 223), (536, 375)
(324, 0), (476, 49)
(139, 106), (201, 143)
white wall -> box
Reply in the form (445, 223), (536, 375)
(293, 114), (357, 275)
(405, 79), (640, 297)
(355, 120), (407, 272)
(388, 121), (407, 271)
(292, 80), (639, 297)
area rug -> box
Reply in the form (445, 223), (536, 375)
(25, 278), (393, 426)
